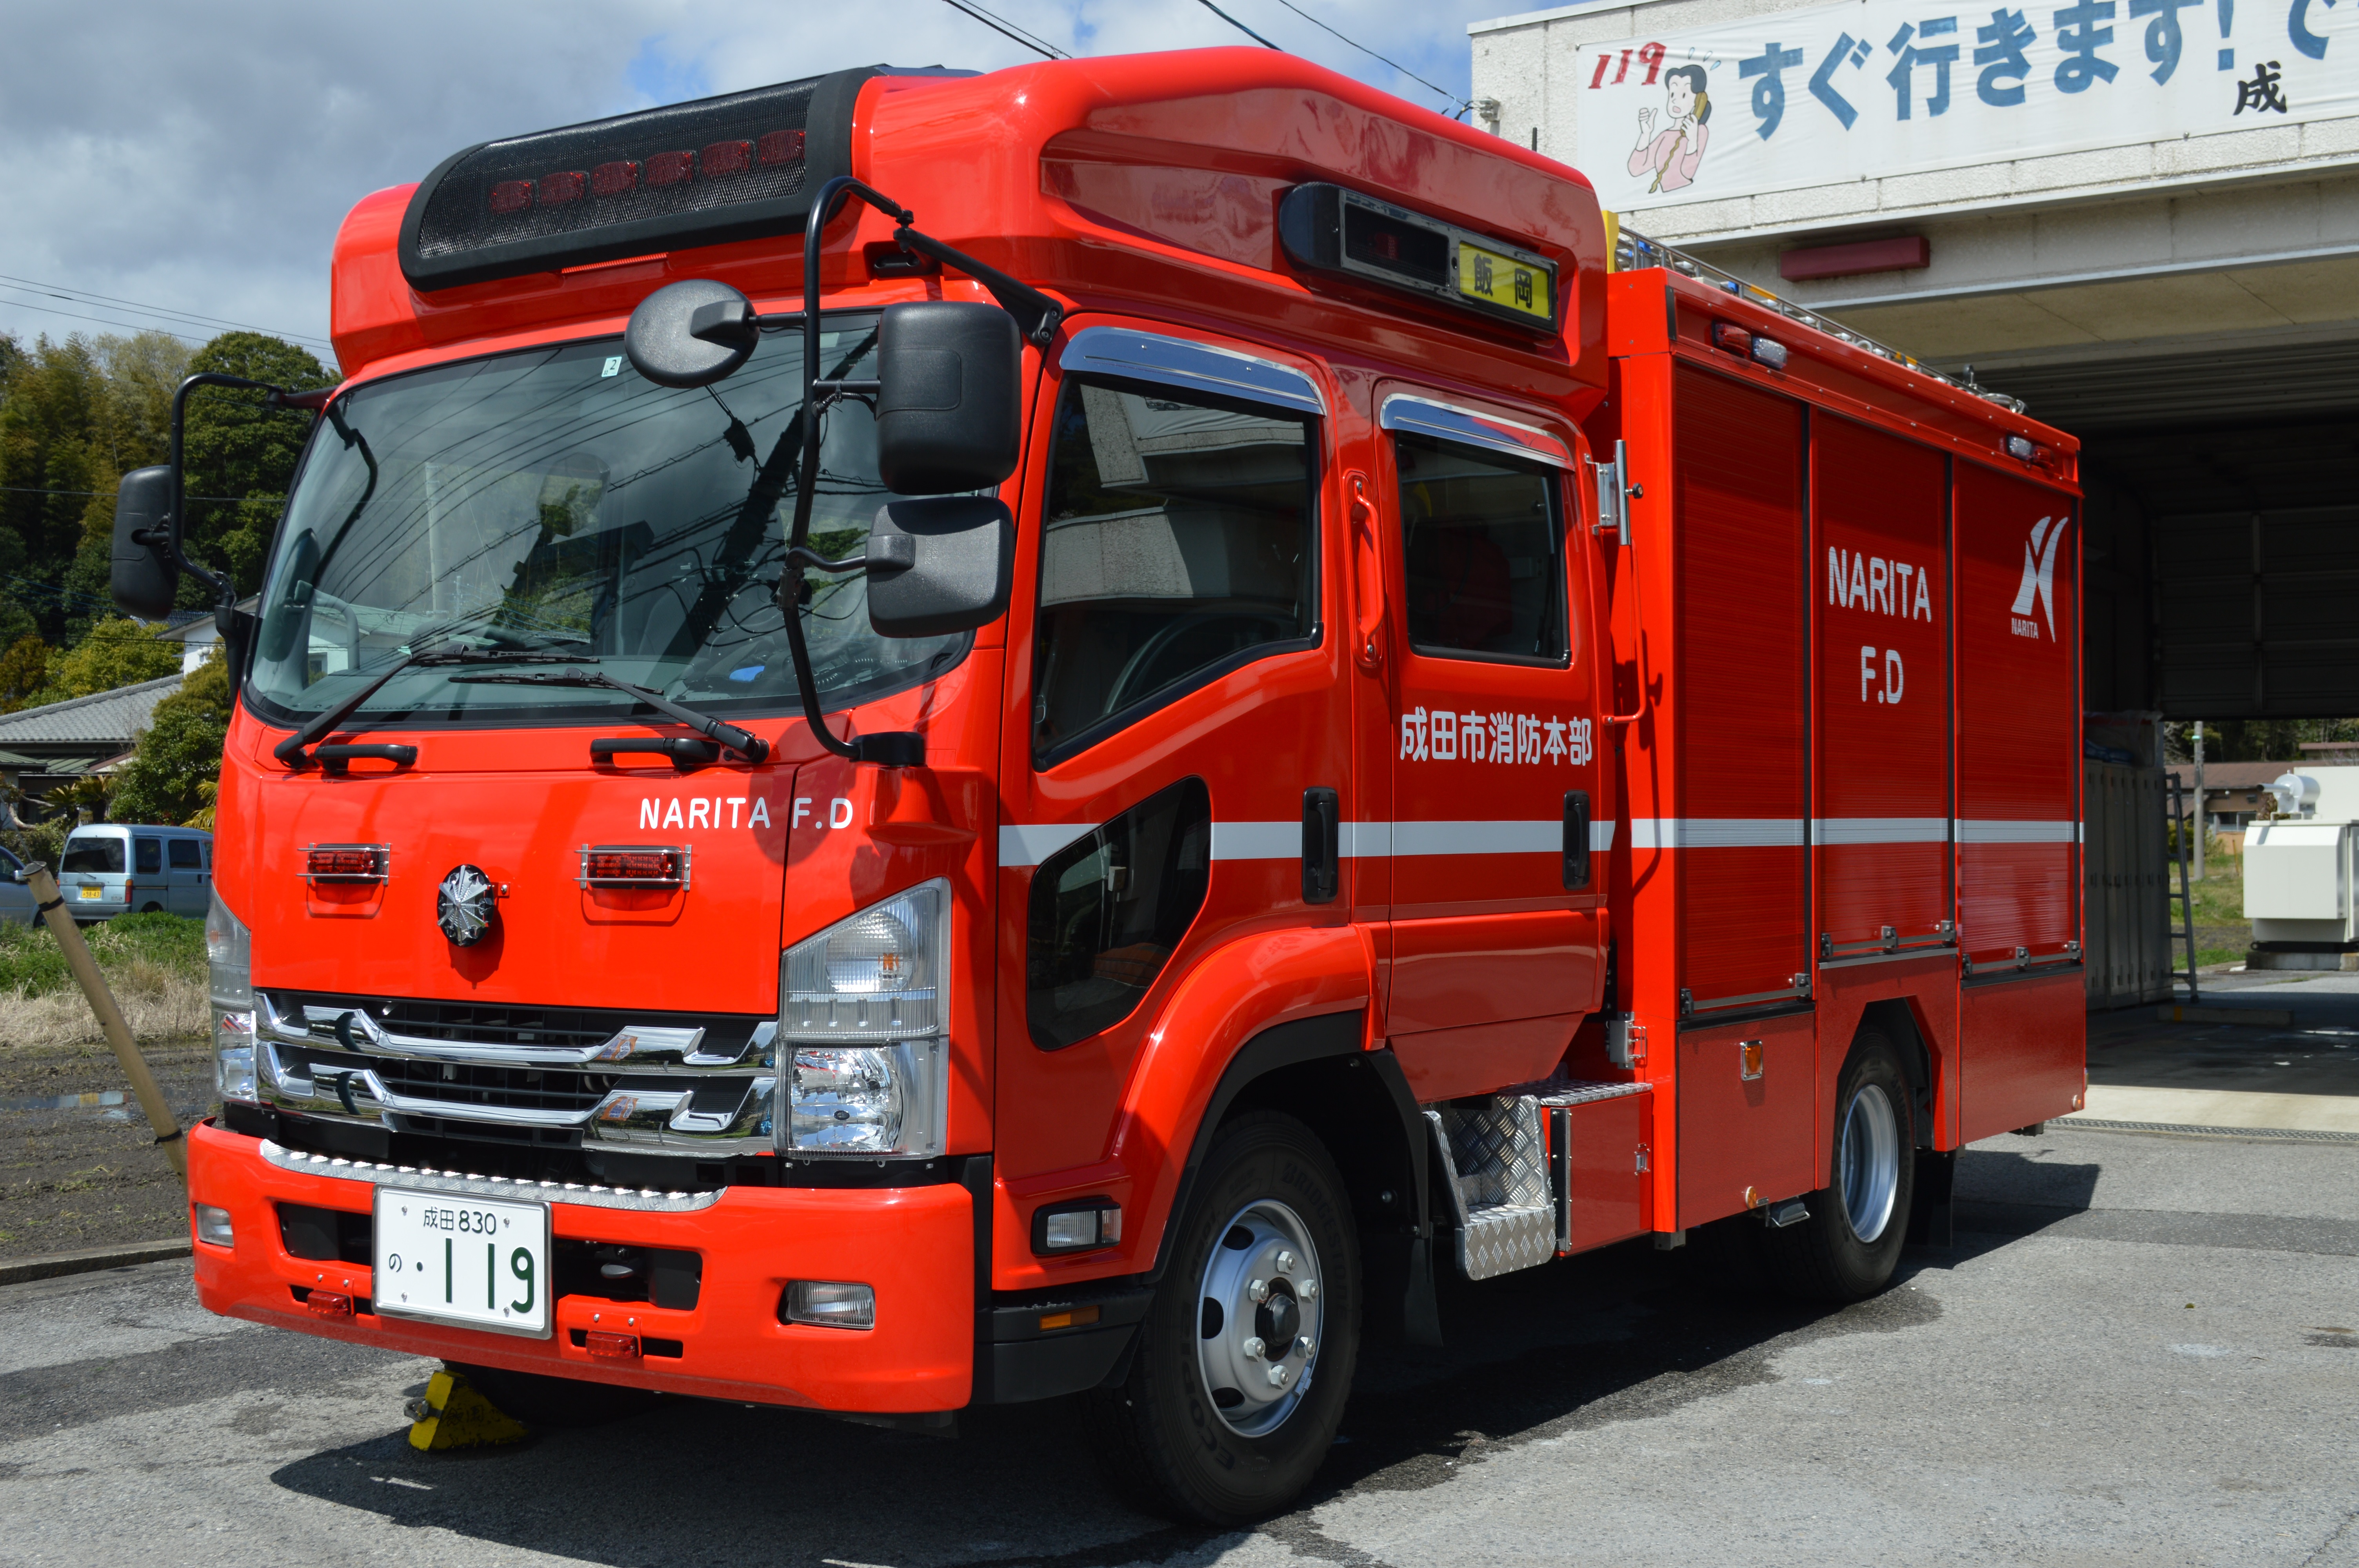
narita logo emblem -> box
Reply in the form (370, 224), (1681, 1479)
(2010, 517), (2065, 641)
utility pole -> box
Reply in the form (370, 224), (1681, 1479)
(2192, 720), (2206, 883)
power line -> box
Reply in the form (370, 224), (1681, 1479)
(1193, 0), (1283, 47)
(0, 273), (333, 350)
(0, 296), (213, 348)
(934, 0), (1069, 58)
(1264, 0), (1471, 114)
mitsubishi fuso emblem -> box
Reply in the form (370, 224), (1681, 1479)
(436, 864), (497, 946)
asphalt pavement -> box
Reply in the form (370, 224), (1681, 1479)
(2, 1118), (2354, 1568)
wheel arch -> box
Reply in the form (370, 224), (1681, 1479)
(1853, 998), (1935, 1149)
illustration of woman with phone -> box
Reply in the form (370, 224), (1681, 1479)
(1628, 64), (1711, 193)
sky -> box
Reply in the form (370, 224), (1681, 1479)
(0, 0), (1525, 372)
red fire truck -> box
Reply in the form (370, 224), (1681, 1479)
(115, 47), (2085, 1523)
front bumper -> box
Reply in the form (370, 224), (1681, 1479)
(185, 1118), (974, 1412)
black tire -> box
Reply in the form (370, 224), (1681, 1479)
(1081, 1111), (1360, 1525)
(140, 902), (162, 914)
(1766, 1033), (1916, 1303)
(446, 1362), (659, 1428)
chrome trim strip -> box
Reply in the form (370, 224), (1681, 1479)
(262, 994), (714, 1069)
(1819, 947), (1959, 971)
(1378, 394), (1571, 469)
(257, 1140), (723, 1211)
(1062, 325), (1326, 416)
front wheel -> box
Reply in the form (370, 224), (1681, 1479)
(1081, 1111), (1360, 1525)
(1767, 1034), (1916, 1302)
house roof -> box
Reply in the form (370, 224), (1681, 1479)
(2165, 760), (2307, 793)
(0, 675), (183, 751)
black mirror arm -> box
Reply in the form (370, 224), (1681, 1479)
(167, 372), (313, 614)
(887, 227), (1063, 348)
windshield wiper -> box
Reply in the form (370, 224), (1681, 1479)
(448, 667), (769, 763)
(272, 646), (590, 769)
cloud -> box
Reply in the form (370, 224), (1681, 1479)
(0, 0), (1512, 367)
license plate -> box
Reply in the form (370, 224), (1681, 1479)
(77, 886), (102, 901)
(373, 1188), (551, 1338)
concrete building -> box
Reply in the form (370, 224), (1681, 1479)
(1471, 0), (2359, 724)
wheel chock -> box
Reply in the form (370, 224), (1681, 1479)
(406, 1369), (528, 1451)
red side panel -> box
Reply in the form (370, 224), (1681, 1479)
(1674, 1010), (1818, 1227)
(1957, 970), (2085, 1140)
(1559, 1091), (1651, 1251)
(1813, 417), (1951, 953)
(1954, 462), (2079, 967)
(1954, 459), (2084, 1139)
(1672, 365), (1809, 1014)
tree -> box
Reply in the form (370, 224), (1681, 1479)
(0, 329), (189, 641)
(23, 615), (180, 707)
(108, 647), (230, 827)
(0, 634), (48, 711)
(181, 332), (332, 595)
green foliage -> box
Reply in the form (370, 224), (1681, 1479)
(109, 648), (229, 826)
(0, 331), (193, 642)
(0, 633), (47, 710)
(21, 615), (179, 708)
(0, 910), (205, 998)
(182, 332), (333, 594)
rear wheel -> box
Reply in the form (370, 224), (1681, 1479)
(446, 1362), (659, 1428)
(1767, 1034), (1915, 1302)
(1082, 1111), (1359, 1525)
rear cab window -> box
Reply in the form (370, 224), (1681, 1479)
(61, 837), (124, 875)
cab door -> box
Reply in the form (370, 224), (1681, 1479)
(990, 320), (1354, 1284)
(1369, 389), (1603, 1101)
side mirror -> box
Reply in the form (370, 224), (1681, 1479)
(111, 466), (179, 620)
(624, 279), (758, 389)
(876, 301), (1021, 495)
(866, 496), (1014, 638)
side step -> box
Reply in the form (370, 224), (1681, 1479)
(1427, 1080), (1654, 1281)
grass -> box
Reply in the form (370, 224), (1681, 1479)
(0, 912), (208, 1047)
(2177, 835), (2254, 968)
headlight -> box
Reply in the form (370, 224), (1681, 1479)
(205, 889), (257, 1104)
(778, 881), (948, 1158)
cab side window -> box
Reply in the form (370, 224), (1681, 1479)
(1032, 380), (1317, 763)
(1393, 433), (1567, 665)
(1027, 777), (1212, 1049)
(134, 838), (162, 876)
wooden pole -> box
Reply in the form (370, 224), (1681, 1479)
(25, 862), (186, 1181)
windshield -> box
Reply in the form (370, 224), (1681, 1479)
(61, 837), (125, 874)
(247, 317), (969, 727)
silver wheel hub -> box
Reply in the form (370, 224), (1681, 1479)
(1196, 1199), (1322, 1437)
(1839, 1081), (1901, 1243)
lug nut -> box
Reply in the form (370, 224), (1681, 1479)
(1275, 1250), (1296, 1274)
(1299, 1279), (1318, 1300)
(1298, 1335), (1316, 1356)
(1267, 1365), (1290, 1388)
(1241, 1336), (1266, 1360)
(1247, 1278), (1269, 1303)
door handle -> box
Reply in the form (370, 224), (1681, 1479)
(1563, 790), (1592, 890)
(1347, 471), (1385, 671)
(1301, 787), (1340, 905)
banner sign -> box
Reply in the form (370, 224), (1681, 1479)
(1575, 0), (2359, 211)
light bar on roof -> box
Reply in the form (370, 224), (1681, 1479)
(398, 67), (966, 292)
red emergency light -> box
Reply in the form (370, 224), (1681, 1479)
(301, 844), (391, 884)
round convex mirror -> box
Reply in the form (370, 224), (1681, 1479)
(623, 279), (758, 388)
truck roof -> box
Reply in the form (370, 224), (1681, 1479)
(329, 49), (1609, 400)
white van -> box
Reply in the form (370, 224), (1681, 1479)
(57, 824), (214, 921)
